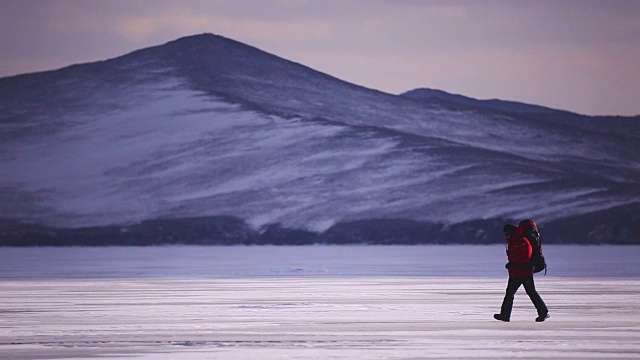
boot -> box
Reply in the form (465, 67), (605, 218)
(535, 313), (549, 322)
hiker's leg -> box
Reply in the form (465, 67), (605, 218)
(500, 277), (522, 318)
(523, 276), (548, 316)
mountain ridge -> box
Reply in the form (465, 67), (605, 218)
(401, 88), (566, 115)
(1, 33), (639, 244)
(6, 34), (637, 118)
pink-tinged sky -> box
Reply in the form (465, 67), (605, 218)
(1, 0), (639, 116)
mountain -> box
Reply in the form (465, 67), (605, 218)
(1, 33), (639, 245)
(401, 88), (562, 114)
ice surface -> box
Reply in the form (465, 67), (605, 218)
(1, 245), (639, 278)
(1, 245), (639, 359)
(1, 277), (639, 359)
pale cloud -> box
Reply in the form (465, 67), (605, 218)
(270, 0), (311, 8)
(115, 10), (211, 43)
(382, 1), (469, 19)
(423, 4), (469, 18)
(233, 18), (333, 43)
(115, 8), (333, 44)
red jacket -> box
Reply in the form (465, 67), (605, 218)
(506, 227), (533, 277)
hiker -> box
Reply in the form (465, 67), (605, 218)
(494, 221), (549, 322)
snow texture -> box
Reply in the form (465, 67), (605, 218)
(1, 34), (639, 232)
(1, 245), (639, 359)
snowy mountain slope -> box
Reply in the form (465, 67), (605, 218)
(402, 88), (561, 114)
(1, 33), (639, 244)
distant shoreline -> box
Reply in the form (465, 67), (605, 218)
(2, 214), (639, 246)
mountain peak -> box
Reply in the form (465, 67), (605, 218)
(402, 88), (473, 105)
(155, 33), (246, 52)
(401, 87), (560, 115)
(123, 32), (263, 64)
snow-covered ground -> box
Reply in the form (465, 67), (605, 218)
(1, 245), (639, 359)
(3, 34), (639, 233)
(3, 276), (640, 360)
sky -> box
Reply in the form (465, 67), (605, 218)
(1, 0), (639, 116)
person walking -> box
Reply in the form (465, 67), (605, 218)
(494, 222), (549, 322)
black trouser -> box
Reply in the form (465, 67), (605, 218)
(500, 275), (548, 318)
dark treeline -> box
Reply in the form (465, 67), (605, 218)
(1, 206), (639, 246)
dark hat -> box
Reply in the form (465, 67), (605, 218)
(503, 224), (516, 235)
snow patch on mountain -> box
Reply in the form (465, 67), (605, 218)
(1, 34), (639, 238)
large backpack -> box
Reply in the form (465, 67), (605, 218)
(519, 220), (547, 275)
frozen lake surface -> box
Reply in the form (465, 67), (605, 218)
(1, 245), (639, 359)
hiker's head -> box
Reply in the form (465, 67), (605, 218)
(503, 224), (516, 238)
